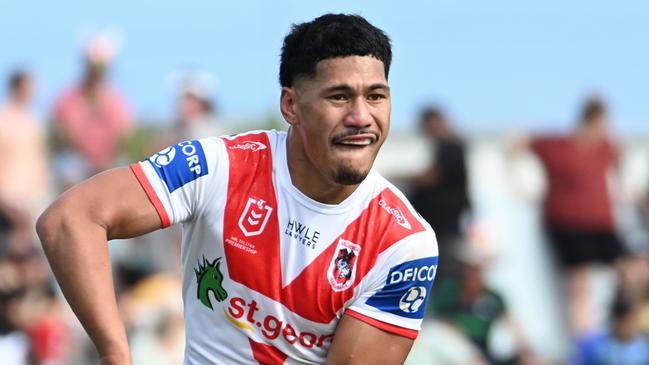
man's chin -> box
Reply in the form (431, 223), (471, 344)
(333, 168), (369, 186)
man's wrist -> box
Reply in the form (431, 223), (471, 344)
(99, 351), (131, 365)
(98, 340), (131, 365)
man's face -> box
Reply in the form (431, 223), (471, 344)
(423, 116), (448, 140)
(286, 56), (390, 186)
(179, 93), (207, 123)
(583, 113), (609, 140)
(15, 77), (34, 104)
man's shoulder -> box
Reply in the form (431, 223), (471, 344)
(370, 172), (437, 242)
(372, 172), (423, 219)
(219, 129), (285, 152)
(53, 87), (81, 110)
(220, 129), (286, 139)
(531, 134), (571, 148)
(530, 134), (573, 160)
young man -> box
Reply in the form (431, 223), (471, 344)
(37, 14), (439, 364)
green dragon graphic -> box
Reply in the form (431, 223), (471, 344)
(194, 256), (228, 310)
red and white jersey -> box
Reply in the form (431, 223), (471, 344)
(131, 130), (439, 364)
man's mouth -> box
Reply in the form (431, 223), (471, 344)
(332, 133), (377, 147)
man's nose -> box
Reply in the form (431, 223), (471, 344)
(343, 98), (372, 128)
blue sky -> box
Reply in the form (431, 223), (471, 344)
(1, 0), (647, 133)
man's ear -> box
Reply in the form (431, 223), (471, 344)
(280, 87), (299, 126)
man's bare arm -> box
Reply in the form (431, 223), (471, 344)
(326, 314), (414, 365)
(36, 167), (162, 364)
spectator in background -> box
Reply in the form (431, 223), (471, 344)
(52, 34), (133, 189)
(0, 253), (70, 365)
(0, 70), (50, 253)
(570, 288), (649, 365)
(173, 73), (221, 141)
(409, 106), (471, 277)
(0, 71), (49, 217)
(0, 259), (33, 365)
(524, 96), (626, 336)
(429, 244), (537, 365)
(145, 72), (222, 163)
(0, 72), (70, 361)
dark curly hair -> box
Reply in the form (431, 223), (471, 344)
(279, 14), (392, 87)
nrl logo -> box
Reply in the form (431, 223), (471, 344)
(228, 141), (267, 152)
(238, 197), (273, 237)
(327, 239), (361, 292)
(194, 256), (228, 310)
(379, 199), (412, 230)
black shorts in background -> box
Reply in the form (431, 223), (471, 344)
(547, 228), (626, 269)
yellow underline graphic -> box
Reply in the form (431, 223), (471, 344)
(224, 308), (253, 331)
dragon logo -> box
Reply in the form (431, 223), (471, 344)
(335, 250), (355, 281)
(194, 256), (228, 310)
(327, 239), (361, 292)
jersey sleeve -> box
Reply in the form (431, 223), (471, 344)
(345, 230), (439, 339)
(129, 137), (227, 227)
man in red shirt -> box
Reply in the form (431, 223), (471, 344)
(53, 35), (133, 179)
(529, 96), (626, 335)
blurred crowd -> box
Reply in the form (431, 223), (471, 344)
(0, 37), (216, 365)
(1, 36), (649, 365)
(403, 101), (649, 365)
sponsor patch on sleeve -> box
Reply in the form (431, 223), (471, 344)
(365, 256), (438, 319)
(146, 140), (208, 193)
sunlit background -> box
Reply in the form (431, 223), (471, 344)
(1, 1), (649, 364)
(2, 1), (648, 132)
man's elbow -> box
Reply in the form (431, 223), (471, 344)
(36, 196), (81, 252)
(36, 203), (64, 251)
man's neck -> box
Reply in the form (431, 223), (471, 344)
(286, 130), (360, 205)
(7, 97), (28, 111)
(576, 127), (605, 145)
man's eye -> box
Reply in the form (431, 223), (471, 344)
(328, 94), (348, 101)
(368, 93), (386, 101)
